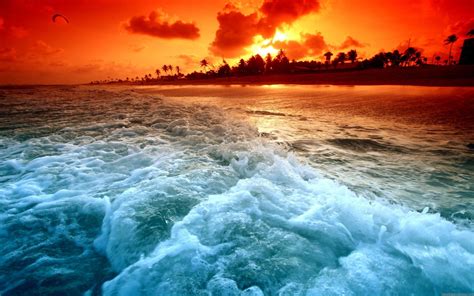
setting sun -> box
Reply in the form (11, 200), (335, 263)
(247, 29), (295, 58)
(248, 36), (279, 57)
(272, 29), (289, 42)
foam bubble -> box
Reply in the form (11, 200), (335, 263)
(1, 86), (472, 295)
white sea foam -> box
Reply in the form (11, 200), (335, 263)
(0, 86), (472, 295)
(102, 141), (474, 295)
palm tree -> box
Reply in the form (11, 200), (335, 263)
(168, 65), (173, 75)
(391, 50), (402, 67)
(347, 50), (358, 63)
(200, 59), (209, 70)
(336, 52), (347, 63)
(176, 66), (180, 76)
(155, 69), (161, 78)
(403, 47), (417, 66)
(162, 65), (168, 75)
(324, 51), (333, 62)
(444, 34), (458, 65)
(435, 56), (441, 65)
(324, 52), (333, 63)
(265, 53), (272, 73)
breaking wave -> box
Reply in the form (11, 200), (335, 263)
(0, 86), (473, 295)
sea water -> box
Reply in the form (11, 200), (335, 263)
(0, 85), (473, 295)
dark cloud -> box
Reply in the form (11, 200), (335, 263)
(338, 36), (365, 50)
(210, 0), (320, 57)
(125, 11), (200, 40)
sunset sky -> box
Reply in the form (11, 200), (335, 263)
(0, 0), (472, 84)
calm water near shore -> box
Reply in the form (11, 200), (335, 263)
(0, 84), (473, 295)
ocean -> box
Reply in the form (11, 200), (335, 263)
(0, 84), (473, 295)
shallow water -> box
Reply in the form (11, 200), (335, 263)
(0, 84), (473, 295)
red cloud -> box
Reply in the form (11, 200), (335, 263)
(304, 32), (328, 55)
(447, 18), (474, 37)
(210, 0), (320, 57)
(125, 11), (200, 40)
(338, 36), (365, 50)
(273, 40), (308, 60)
(259, 0), (320, 37)
(210, 5), (260, 57)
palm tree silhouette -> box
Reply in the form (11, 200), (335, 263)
(265, 53), (272, 73)
(336, 52), (347, 63)
(168, 65), (173, 75)
(162, 65), (168, 75)
(324, 52), (333, 63)
(347, 50), (357, 63)
(435, 56), (441, 65)
(444, 34), (458, 65)
(176, 66), (181, 76)
(200, 59), (209, 71)
(403, 47), (417, 66)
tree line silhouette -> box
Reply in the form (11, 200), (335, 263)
(185, 45), (438, 80)
(90, 32), (471, 84)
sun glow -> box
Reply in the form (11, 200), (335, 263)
(251, 44), (279, 57)
(248, 29), (293, 57)
(246, 27), (305, 57)
(272, 30), (288, 42)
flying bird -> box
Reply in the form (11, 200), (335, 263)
(52, 14), (69, 24)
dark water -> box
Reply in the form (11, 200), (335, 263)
(0, 85), (473, 295)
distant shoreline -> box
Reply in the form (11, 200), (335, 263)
(1, 66), (473, 88)
(150, 66), (474, 87)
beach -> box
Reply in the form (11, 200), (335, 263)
(3, 0), (474, 294)
(136, 66), (474, 87)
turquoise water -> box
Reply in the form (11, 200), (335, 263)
(0, 85), (473, 295)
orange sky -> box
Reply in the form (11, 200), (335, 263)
(0, 0), (472, 84)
